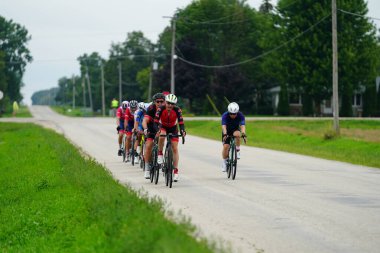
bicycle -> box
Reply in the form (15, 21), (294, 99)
(149, 136), (160, 184)
(139, 134), (145, 170)
(225, 134), (246, 180)
(131, 132), (137, 166)
(161, 133), (185, 188)
(121, 132), (127, 162)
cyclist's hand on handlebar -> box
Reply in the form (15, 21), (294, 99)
(242, 133), (247, 143)
(143, 128), (148, 136)
(180, 130), (186, 137)
(222, 134), (228, 142)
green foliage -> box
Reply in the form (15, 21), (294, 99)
(0, 16), (32, 103)
(0, 123), (217, 252)
(31, 88), (59, 105)
(32, 0), (380, 117)
(277, 83), (289, 115)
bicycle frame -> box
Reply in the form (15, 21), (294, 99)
(161, 133), (184, 188)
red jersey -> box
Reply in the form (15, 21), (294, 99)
(124, 108), (135, 122)
(116, 107), (126, 120)
(154, 105), (184, 128)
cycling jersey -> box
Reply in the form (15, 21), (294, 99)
(116, 106), (126, 121)
(221, 111), (245, 133)
(144, 104), (159, 140)
(134, 109), (145, 131)
(124, 108), (135, 134)
(116, 107), (126, 133)
(154, 105), (184, 129)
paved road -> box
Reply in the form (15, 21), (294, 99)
(5, 106), (380, 253)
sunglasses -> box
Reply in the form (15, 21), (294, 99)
(167, 102), (175, 106)
(229, 113), (237, 115)
(155, 100), (164, 103)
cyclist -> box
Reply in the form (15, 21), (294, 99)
(221, 102), (246, 172)
(116, 100), (129, 156)
(142, 93), (166, 179)
(111, 98), (119, 117)
(124, 100), (138, 162)
(132, 102), (151, 164)
(154, 93), (186, 182)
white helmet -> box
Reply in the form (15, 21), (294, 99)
(228, 102), (239, 113)
(122, 100), (129, 109)
(138, 102), (145, 110)
(165, 94), (177, 104)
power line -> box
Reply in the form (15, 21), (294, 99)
(338, 9), (380, 21)
(176, 14), (331, 69)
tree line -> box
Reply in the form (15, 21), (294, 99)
(0, 15), (32, 114)
(31, 0), (380, 116)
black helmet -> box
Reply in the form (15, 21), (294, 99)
(129, 100), (138, 109)
(152, 93), (165, 101)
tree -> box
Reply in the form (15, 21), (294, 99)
(154, 0), (275, 114)
(277, 83), (289, 115)
(0, 16), (32, 103)
(105, 31), (153, 102)
(259, 0), (274, 14)
(277, 0), (380, 117)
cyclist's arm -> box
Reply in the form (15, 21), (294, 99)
(142, 116), (148, 130)
(239, 113), (246, 136)
(240, 125), (246, 135)
(175, 107), (185, 132)
(222, 125), (227, 135)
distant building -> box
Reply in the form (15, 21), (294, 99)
(269, 85), (366, 117)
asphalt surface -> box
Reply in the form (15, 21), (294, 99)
(3, 106), (380, 253)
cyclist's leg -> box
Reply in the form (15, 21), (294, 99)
(157, 128), (166, 164)
(158, 128), (166, 152)
(125, 132), (132, 153)
(233, 130), (241, 158)
(233, 130), (241, 146)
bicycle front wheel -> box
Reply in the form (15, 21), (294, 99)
(167, 148), (173, 188)
(231, 147), (237, 180)
(122, 135), (127, 162)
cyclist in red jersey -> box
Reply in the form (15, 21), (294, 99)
(142, 93), (166, 179)
(124, 100), (138, 162)
(116, 101), (129, 156)
(154, 94), (186, 182)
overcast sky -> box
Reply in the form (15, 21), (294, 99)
(2, 0), (380, 105)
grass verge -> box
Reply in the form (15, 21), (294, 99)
(186, 120), (380, 168)
(0, 106), (32, 117)
(0, 123), (218, 253)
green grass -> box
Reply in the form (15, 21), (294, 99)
(0, 106), (32, 117)
(186, 120), (380, 168)
(0, 123), (218, 253)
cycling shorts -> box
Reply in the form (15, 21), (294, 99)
(160, 126), (179, 142)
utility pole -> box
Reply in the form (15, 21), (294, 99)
(85, 66), (93, 112)
(118, 61), (122, 104)
(72, 76), (76, 109)
(170, 16), (176, 94)
(332, 0), (340, 134)
(82, 77), (86, 108)
(148, 47), (154, 101)
(101, 64), (105, 117)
